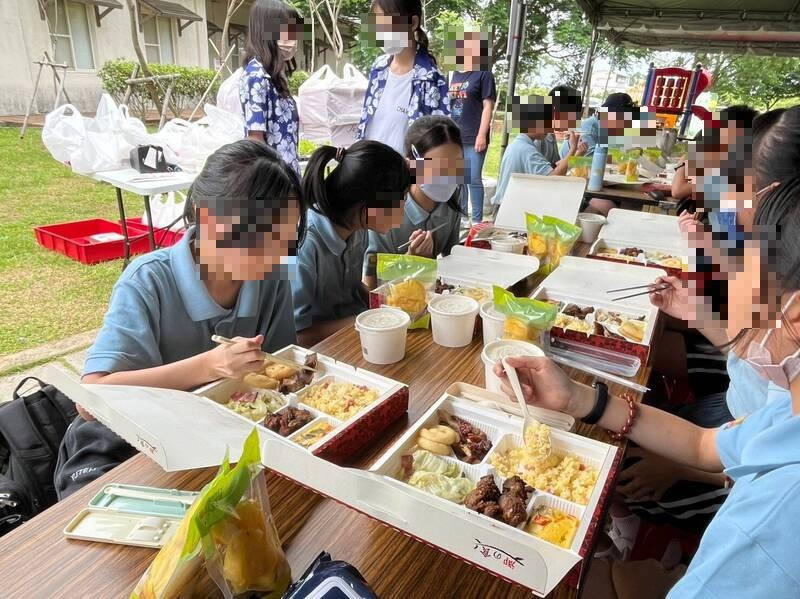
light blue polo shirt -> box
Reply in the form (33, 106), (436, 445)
(491, 133), (553, 205)
(667, 395), (800, 598)
(363, 194), (461, 277)
(292, 209), (369, 331)
(84, 226), (296, 376)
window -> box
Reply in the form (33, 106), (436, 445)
(615, 74), (629, 85)
(143, 16), (175, 64)
(45, 0), (95, 70)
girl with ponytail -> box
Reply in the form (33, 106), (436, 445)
(356, 0), (450, 155)
(294, 140), (411, 346)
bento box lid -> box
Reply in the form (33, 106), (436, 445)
(599, 208), (683, 249)
(494, 174), (587, 232)
(45, 365), (255, 471)
(437, 246), (539, 289)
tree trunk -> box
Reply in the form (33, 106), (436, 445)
(124, 0), (162, 115)
(221, 0), (243, 74)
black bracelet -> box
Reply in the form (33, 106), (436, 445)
(581, 381), (609, 425)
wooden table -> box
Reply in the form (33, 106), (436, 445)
(0, 291), (652, 599)
(585, 184), (679, 213)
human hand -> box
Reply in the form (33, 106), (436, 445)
(206, 335), (265, 379)
(492, 356), (592, 417)
(568, 132), (580, 154)
(407, 230), (434, 258)
(617, 448), (683, 501)
(576, 141), (589, 156)
(76, 404), (95, 422)
(649, 275), (689, 322)
(475, 135), (488, 153)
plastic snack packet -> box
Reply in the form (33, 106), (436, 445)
(643, 147), (662, 163)
(493, 286), (558, 346)
(567, 156), (592, 179)
(623, 149), (643, 182)
(375, 253), (437, 329)
(525, 213), (553, 268)
(542, 216), (581, 274)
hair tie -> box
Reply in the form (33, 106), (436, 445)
(336, 147), (347, 162)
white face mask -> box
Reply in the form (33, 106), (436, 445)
(277, 39), (298, 61)
(375, 29), (411, 55)
(745, 292), (800, 389)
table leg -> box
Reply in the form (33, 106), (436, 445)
(116, 187), (131, 268)
(143, 195), (156, 251)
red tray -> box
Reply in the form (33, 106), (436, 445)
(34, 218), (151, 265)
(122, 218), (186, 248)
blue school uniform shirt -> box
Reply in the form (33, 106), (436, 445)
(668, 395), (800, 598)
(491, 133), (553, 205)
(239, 58), (300, 175)
(363, 194), (461, 278)
(558, 115), (601, 159)
(292, 210), (369, 332)
(83, 227), (296, 376)
(356, 47), (450, 141)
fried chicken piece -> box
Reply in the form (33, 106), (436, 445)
(501, 476), (529, 500)
(465, 475), (501, 511)
(498, 494), (527, 527)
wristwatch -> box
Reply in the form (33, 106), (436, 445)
(581, 381), (609, 425)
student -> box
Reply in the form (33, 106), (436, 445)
(491, 95), (587, 206)
(57, 140), (304, 497)
(363, 116), (464, 288)
(449, 30), (496, 224)
(294, 140), (411, 347)
(496, 158), (800, 596)
(357, 0), (449, 155)
(240, 0), (303, 174)
(536, 85), (583, 164)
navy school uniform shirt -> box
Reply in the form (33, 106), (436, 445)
(293, 209), (369, 331)
(363, 193), (461, 278)
(84, 226), (296, 376)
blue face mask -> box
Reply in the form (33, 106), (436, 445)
(726, 351), (791, 419)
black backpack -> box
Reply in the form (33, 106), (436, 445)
(0, 377), (78, 516)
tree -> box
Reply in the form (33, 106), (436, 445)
(220, 0), (246, 75)
(123, 0), (162, 115)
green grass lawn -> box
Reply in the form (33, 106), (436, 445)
(0, 126), (125, 356)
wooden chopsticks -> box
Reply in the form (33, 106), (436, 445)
(397, 222), (448, 250)
(211, 335), (316, 372)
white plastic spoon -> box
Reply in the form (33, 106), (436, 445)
(501, 358), (552, 461)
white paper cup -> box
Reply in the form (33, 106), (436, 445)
(490, 237), (525, 254)
(480, 301), (505, 346)
(481, 339), (545, 393)
(428, 295), (480, 348)
(355, 308), (411, 364)
(576, 212), (607, 244)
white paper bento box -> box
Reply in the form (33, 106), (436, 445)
(262, 387), (618, 596)
(531, 257), (666, 366)
(44, 345), (408, 469)
(437, 245), (540, 291)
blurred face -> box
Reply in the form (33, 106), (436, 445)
(726, 241), (781, 337)
(370, 5), (417, 49)
(598, 109), (633, 136)
(460, 33), (485, 70)
(413, 142), (465, 184)
(552, 109), (579, 132)
(365, 198), (406, 233)
(196, 201), (300, 281)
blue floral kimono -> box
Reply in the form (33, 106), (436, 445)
(239, 58), (300, 175)
(356, 47), (450, 140)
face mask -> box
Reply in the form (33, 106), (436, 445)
(375, 29), (410, 55)
(277, 40), (297, 61)
(726, 351), (771, 419)
(745, 292), (800, 389)
(699, 167), (728, 211)
(420, 178), (459, 203)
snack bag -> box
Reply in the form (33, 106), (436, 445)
(623, 149), (642, 182)
(542, 216), (581, 274)
(131, 430), (291, 599)
(525, 213), (553, 268)
(643, 147), (662, 163)
(493, 286), (557, 346)
(567, 156), (592, 179)
(376, 253), (437, 329)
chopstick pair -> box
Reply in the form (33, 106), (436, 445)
(211, 335), (316, 372)
(397, 222), (448, 250)
(606, 284), (671, 301)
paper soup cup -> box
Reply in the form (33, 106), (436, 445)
(490, 236), (525, 254)
(428, 295), (480, 348)
(481, 339), (545, 393)
(480, 301), (505, 346)
(355, 308), (411, 365)
(576, 213), (606, 244)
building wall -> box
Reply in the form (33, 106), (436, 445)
(0, 0), (209, 116)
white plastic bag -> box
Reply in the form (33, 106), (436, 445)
(118, 105), (184, 165)
(297, 65), (340, 142)
(69, 94), (134, 174)
(327, 63), (368, 127)
(216, 68), (244, 119)
(175, 104), (244, 172)
(141, 191), (187, 230)
(42, 104), (87, 164)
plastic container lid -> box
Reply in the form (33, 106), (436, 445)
(428, 294), (480, 316)
(356, 308), (410, 331)
(548, 336), (641, 378)
(482, 339), (544, 365)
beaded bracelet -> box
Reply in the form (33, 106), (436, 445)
(606, 393), (638, 441)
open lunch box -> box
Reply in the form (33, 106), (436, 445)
(587, 209), (689, 277)
(46, 345), (408, 469)
(466, 174), (587, 251)
(47, 364), (618, 597)
(531, 256), (667, 372)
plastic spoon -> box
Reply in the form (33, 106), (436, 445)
(501, 358), (552, 460)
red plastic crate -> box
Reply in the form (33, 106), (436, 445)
(34, 218), (151, 265)
(122, 218), (187, 248)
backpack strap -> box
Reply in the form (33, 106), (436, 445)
(12, 377), (46, 401)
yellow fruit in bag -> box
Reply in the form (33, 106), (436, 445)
(387, 279), (427, 315)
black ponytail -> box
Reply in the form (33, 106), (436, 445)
(372, 0), (436, 65)
(301, 140), (411, 230)
(405, 115), (465, 215)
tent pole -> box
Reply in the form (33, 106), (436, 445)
(580, 23), (599, 114)
(500, 0), (526, 160)
(678, 62), (702, 138)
